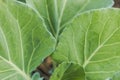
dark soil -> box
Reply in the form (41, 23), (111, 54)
(33, 56), (53, 80)
(113, 0), (120, 8)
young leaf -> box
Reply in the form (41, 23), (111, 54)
(26, 0), (114, 37)
(32, 72), (43, 80)
(17, 0), (26, 3)
(52, 9), (120, 79)
(50, 62), (85, 80)
(0, 1), (55, 80)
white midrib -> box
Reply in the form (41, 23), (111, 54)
(83, 14), (93, 64)
(0, 26), (11, 61)
(57, 0), (67, 27)
(0, 56), (31, 80)
(56, 0), (67, 38)
(83, 27), (120, 67)
(16, 21), (25, 72)
(45, 0), (56, 36)
(71, 28), (80, 63)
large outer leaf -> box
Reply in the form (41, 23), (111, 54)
(50, 62), (85, 80)
(0, 1), (55, 80)
(52, 9), (120, 79)
(26, 0), (114, 37)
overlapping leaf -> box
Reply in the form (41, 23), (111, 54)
(26, 0), (114, 37)
(50, 62), (85, 80)
(0, 1), (55, 80)
(52, 9), (120, 79)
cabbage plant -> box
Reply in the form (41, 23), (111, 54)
(1, 0), (120, 80)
